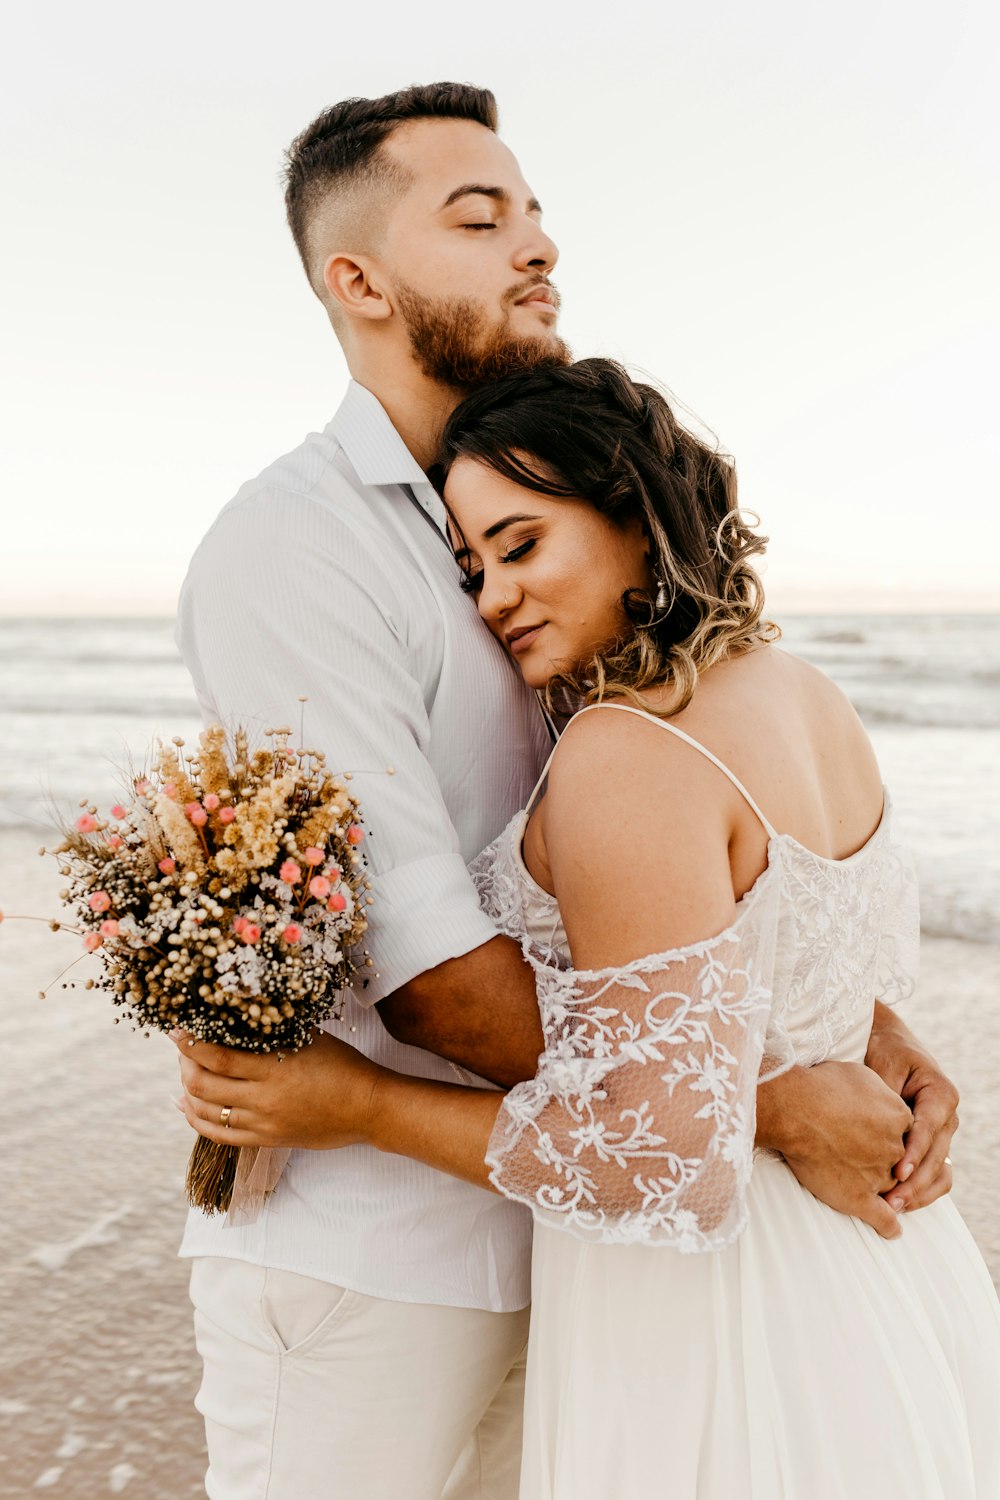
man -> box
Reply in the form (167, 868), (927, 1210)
(175, 83), (958, 1500)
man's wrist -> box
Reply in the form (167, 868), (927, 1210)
(362, 1064), (391, 1152)
(755, 1065), (811, 1156)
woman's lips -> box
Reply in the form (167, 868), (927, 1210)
(507, 624), (545, 656)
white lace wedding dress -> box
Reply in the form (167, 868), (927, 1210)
(470, 704), (1000, 1499)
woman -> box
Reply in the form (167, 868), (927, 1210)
(204, 359), (1000, 1495)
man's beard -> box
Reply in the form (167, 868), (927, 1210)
(394, 279), (572, 390)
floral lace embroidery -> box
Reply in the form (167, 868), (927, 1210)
(472, 800), (919, 1251)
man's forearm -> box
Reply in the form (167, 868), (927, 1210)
(376, 935), (543, 1088)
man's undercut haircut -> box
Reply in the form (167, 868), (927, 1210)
(284, 83), (499, 302)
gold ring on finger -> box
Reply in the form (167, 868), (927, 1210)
(219, 1105), (233, 1128)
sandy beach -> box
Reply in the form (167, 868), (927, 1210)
(1, 828), (998, 1498)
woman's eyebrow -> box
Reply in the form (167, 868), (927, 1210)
(483, 513), (542, 540)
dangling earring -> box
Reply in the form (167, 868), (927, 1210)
(654, 577), (669, 613)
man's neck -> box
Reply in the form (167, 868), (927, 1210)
(347, 357), (462, 474)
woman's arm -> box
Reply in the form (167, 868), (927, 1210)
(174, 1025), (504, 1188)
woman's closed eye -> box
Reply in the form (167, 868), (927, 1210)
(501, 539), (536, 564)
(458, 538), (536, 595)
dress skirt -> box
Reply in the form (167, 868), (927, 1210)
(520, 1150), (1000, 1499)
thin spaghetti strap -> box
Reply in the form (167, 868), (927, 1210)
(525, 738), (563, 814)
(555, 702), (780, 840)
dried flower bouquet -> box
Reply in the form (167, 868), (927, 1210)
(11, 723), (372, 1214)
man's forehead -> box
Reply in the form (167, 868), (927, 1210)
(385, 118), (533, 205)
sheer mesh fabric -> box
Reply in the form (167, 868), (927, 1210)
(486, 896), (778, 1250)
(470, 795), (919, 1252)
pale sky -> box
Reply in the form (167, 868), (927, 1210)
(1, 0), (997, 614)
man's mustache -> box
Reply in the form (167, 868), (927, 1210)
(504, 276), (561, 311)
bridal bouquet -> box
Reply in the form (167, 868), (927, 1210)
(31, 723), (372, 1214)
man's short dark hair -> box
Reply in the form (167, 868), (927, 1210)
(284, 83), (498, 288)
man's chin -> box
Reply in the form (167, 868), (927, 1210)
(457, 334), (572, 388)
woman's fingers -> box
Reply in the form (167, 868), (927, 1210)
(893, 1072), (960, 1181)
(886, 1137), (955, 1213)
(170, 1030), (275, 1080)
(176, 1091), (271, 1148)
(178, 1053), (257, 1109)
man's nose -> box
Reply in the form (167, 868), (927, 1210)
(513, 222), (559, 274)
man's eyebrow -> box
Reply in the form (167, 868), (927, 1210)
(440, 183), (543, 214)
(483, 513), (542, 540)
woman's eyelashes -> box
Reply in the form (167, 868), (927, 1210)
(501, 539), (537, 565)
(458, 538), (537, 597)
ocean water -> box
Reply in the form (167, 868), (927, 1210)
(0, 612), (997, 945)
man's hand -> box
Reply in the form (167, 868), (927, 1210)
(756, 1060), (914, 1239)
(864, 1001), (959, 1214)
(173, 1031), (382, 1151)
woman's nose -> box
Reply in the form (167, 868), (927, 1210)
(478, 568), (517, 627)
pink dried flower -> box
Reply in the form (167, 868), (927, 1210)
(232, 916), (247, 935)
(100, 919), (120, 938)
(76, 813), (98, 834)
(240, 923), (261, 946)
(304, 846), (325, 866)
(218, 806), (236, 825)
(157, 857), (176, 875)
(326, 865), (342, 883)
(111, 804), (127, 820)
(203, 793), (221, 811)
(347, 825), (365, 846)
(282, 923), (303, 944)
(309, 876), (331, 900)
(83, 932), (103, 952)
(279, 860), (302, 884)
(327, 892), (347, 912)
(163, 783), (178, 800)
(106, 835), (123, 850)
(88, 891), (112, 913)
(134, 777), (150, 795)
(185, 802), (208, 827)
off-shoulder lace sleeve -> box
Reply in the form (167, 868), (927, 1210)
(486, 881), (780, 1252)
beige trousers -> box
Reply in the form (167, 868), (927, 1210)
(189, 1257), (530, 1500)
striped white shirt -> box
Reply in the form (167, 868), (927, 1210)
(175, 380), (551, 1310)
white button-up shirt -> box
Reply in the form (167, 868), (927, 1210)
(176, 381), (551, 1310)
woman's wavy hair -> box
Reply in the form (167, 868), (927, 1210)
(437, 357), (779, 718)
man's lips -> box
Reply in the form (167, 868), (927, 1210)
(505, 624), (545, 655)
(513, 284), (558, 310)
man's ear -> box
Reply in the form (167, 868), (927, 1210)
(323, 254), (392, 324)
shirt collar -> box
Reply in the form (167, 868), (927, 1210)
(327, 380), (429, 488)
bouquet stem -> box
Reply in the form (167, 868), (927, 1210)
(185, 1136), (239, 1214)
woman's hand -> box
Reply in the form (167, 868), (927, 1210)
(172, 1029), (382, 1151)
(864, 1001), (959, 1213)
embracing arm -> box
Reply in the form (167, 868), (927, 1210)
(376, 934), (543, 1088)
